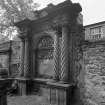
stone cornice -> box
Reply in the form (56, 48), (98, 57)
(15, 1), (82, 28)
(0, 49), (10, 53)
(82, 40), (105, 50)
(15, 1), (82, 38)
(31, 3), (82, 27)
(0, 41), (11, 53)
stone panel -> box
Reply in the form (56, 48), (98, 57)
(11, 41), (22, 77)
(32, 80), (72, 105)
(11, 41), (22, 64)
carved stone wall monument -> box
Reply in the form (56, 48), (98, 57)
(15, 0), (83, 104)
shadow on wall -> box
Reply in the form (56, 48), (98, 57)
(71, 85), (83, 105)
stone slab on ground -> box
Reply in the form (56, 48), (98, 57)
(7, 95), (49, 105)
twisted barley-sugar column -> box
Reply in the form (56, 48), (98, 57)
(60, 24), (69, 82)
(18, 39), (25, 77)
(24, 37), (30, 78)
(53, 32), (60, 81)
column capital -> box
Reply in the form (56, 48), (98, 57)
(17, 26), (29, 40)
(18, 33), (31, 43)
(50, 24), (62, 37)
(51, 21), (70, 34)
(19, 37), (25, 42)
(62, 22), (70, 27)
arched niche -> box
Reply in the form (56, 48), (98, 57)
(36, 35), (54, 79)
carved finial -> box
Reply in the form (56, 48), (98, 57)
(66, 0), (70, 2)
(66, 0), (72, 4)
(47, 3), (54, 8)
(73, 3), (82, 13)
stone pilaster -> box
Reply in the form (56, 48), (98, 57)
(17, 28), (31, 96)
(18, 39), (25, 77)
(24, 37), (30, 78)
(8, 40), (12, 76)
(17, 37), (31, 96)
(53, 32), (60, 81)
(60, 24), (69, 82)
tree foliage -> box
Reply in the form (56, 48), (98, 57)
(0, 0), (39, 40)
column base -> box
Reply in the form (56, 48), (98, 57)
(47, 81), (73, 105)
(0, 78), (12, 105)
(58, 80), (68, 84)
(15, 77), (32, 96)
(34, 78), (74, 105)
(0, 95), (7, 105)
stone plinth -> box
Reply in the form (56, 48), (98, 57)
(0, 78), (12, 105)
(15, 78), (32, 96)
(32, 78), (74, 105)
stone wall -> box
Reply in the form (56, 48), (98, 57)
(82, 44), (105, 105)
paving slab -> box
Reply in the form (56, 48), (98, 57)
(7, 95), (49, 105)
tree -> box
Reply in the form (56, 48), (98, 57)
(0, 0), (39, 40)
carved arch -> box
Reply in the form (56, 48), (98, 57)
(33, 31), (55, 50)
(33, 32), (56, 78)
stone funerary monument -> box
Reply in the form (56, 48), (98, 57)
(0, 0), (83, 105)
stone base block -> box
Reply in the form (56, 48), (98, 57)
(15, 78), (32, 96)
(33, 78), (74, 105)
